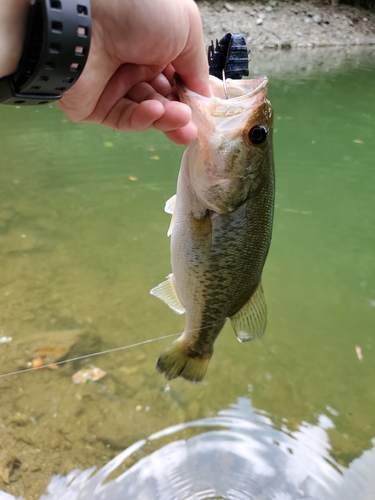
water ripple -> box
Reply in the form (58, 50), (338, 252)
(15, 397), (372, 500)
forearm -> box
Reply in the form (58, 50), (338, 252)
(0, 0), (30, 78)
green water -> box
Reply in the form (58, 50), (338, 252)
(0, 48), (374, 498)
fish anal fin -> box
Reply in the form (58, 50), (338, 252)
(156, 338), (212, 382)
(150, 274), (185, 314)
(229, 282), (267, 342)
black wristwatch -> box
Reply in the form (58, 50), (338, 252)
(0, 0), (91, 105)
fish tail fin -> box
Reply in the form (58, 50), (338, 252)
(156, 338), (212, 383)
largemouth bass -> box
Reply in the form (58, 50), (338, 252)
(151, 74), (274, 382)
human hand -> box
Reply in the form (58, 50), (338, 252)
(58, 0), (210, 144)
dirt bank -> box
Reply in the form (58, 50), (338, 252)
(198, 1), (375, 49)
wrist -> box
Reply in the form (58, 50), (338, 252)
(0, 0), (91, 105)
(0, 0), (30, 78)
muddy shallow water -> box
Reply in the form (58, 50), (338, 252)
(0, 47), (374, 499)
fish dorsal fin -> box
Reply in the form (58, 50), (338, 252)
(150, 274), (185, 315)
(229, 282), (267, 342)
(164, 195), (176, 237)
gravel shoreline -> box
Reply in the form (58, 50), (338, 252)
(198, 1), (375, 49)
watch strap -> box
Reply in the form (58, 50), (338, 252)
(0, 0), (91, 105)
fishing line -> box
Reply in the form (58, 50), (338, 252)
(0, 321), (226, 380)
(222, 68), (229, 99)
(0, 332), (180, 380)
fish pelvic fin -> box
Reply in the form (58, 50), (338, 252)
(156, 338), (212, 382)
(229, 282), (267, 342)
(150, 274), (185, 314)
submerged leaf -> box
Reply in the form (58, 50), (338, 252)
(72, 365), (106, 384)
(355, 345), (363, 361)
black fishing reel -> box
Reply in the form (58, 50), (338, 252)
(208, 33), (250, 80)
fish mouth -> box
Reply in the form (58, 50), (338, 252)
(175, 74), (269, 133)
(176, 74), (268, 106)
(212, 75), (268, 101)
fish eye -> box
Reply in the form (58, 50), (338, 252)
(248, 125), (268, 145)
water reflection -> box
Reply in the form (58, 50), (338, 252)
(1, 398), (367, 500)
(251, 45), (375, 81)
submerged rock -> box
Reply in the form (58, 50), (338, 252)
(0, 230), (37, 253)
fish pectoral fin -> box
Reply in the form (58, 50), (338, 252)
(150, 274), (185, 314)
(167, 212), (175, 237)
(164, 195), (176, 237)
(229, 282), (267, 342)
(164, 194), (176, 215)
